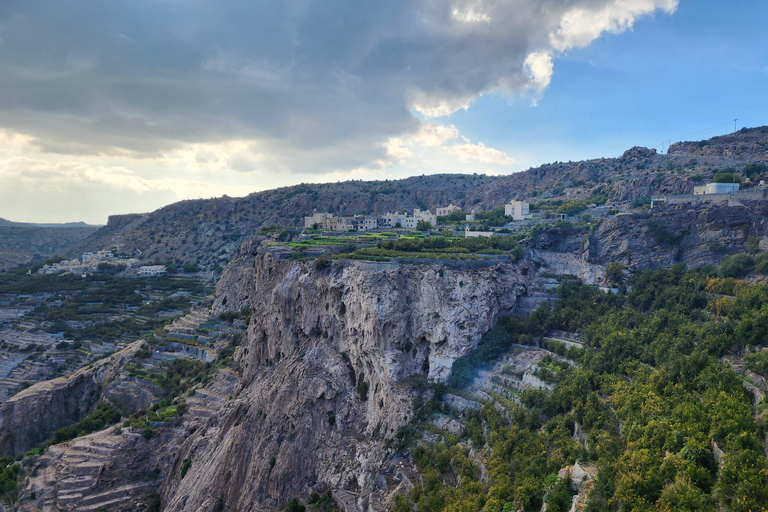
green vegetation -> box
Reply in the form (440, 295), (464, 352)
(718, 254), (754, 278)
(285, 498), (306, 512)
(0, 270), (211, 343)
(398, 263), (768, 512)
(438, 210), (468, 223)
(323, 234), (527, 262)
(0, 457), (20, 501)
(307, 490), (339, 511)
(556, 201), (588, 216)
(416, 220), (433, 231)
(647, 221), (687, 246)
(744, 162), (768, 179)
(712, 171), (742, 184)
(51, 402), (121, 445)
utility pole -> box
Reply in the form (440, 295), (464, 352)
(734, 119), (738, 133)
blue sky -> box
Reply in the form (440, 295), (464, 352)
(0, 0), (766, 223)
(432, 0), (768, 170)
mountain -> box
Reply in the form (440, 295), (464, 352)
(68, 127), (768, 272)
(4, 126), (768, 512)
(0, 225), (101, 270)
(0, 217), (98, 228)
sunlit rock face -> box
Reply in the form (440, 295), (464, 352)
(161, 240), (532, 510)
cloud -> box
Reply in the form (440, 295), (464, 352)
(525, 0), (679, 90)
(451, 142), (516, 165)
(0, 0), (676, 218)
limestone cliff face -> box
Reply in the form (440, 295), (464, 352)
(161, 242), (532, 510)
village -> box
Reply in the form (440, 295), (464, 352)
(37, 250), (169, 278)
(304, 199), (600, 238)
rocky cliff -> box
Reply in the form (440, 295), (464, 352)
(581, 202), (768, 271)
(158, 240), (533, 510)
(0, 342), (142, 457)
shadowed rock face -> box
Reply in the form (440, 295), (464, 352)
(160, 241), (533, 510)
(581, 202), (768, 272)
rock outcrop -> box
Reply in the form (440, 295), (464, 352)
(159, 241), (533, 510)
(581, 202), (768, 272)
(0, 342), (142, 457)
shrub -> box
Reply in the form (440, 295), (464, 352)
(416, 220), (433, 231)
(180, 458), (192, 477)
(314, 257), (330, 271)
(755, 253), (768, 274)
(745, 237), (761, 255)
(605, 262), (625, 284)
(719, 254), (754, 278)
(713, 171), (742, 184)
(357, 377), (369, 401)
(285, 498), (306, 512)
(743, 162), (768, 179)
(557, 201), (588, 216)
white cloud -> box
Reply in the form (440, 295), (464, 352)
(451, 1), (493, 24)
(523, 0), (678, 89)
(451, 142), (516, 165)
(412, 123), (459, 147)
(524, 51), (554, 91)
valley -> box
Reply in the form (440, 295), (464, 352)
(0, 128), (767, 511)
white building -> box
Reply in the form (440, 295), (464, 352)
(436, 204), (461, 217)
(504, 200), (531, 221)
(137, 265), (168, 277)
(693, 183), (740, 195)
(465, 224), (494, 238)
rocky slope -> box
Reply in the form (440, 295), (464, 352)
(64, 128), (768, 272)
(0, 342), (142, 457)
(669, 126), (768, 161)
(581, 200), (768, 272)
(0, 225), (100, 270)
(157, 239), (533, 510)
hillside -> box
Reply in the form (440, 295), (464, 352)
(3, 127), (768, 512)
(0, 225), (101, 270)
(67, 127), (768, 272)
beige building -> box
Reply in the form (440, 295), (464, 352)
(304, 212), (334, 229)
(413, 209), (437, 228)
(328, 217), (354, 231)
(137, 265), (168, 277)
(354, 216), (377, 231)
(436, 204), (461, 217)
(504, 200), (531, 221)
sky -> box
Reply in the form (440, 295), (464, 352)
(0, 0), (766, 224)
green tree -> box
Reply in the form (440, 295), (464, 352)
(416, 220), (433, 231)
(719, 254), (754, 278)
(605, 262), (625, 284)
(712, 171), (742, 184)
